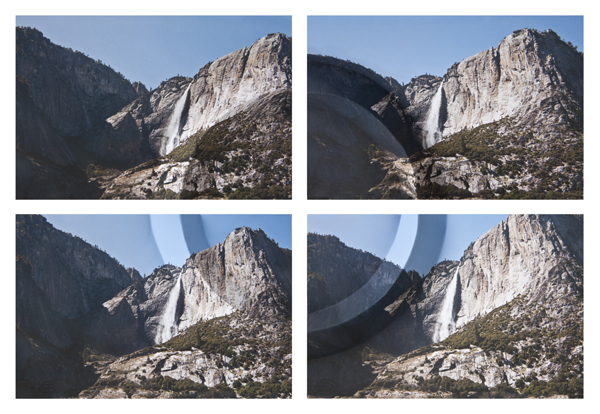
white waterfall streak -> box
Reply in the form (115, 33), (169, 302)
(165, 84), (191, 155)
(434, 265), (459, 342)
(155, 275), (182, 344)
(424, 81), (444, 148)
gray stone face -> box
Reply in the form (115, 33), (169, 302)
(372, 215), (582, 350)
(441, 29), (582, 138)
(100, 88), (292, 199)
(82, 227), (291, 350)
(96, 33), (292, 160)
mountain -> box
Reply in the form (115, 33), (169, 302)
(16, 215), (140, 397)
(307, 215), (583, 398)
(101, 87), (291, 199)
(16, 216), (292, 398)
(308, 29), (583, 199)
(16, 27), (292, 199)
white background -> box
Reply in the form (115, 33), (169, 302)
(3, 1), (597, 411)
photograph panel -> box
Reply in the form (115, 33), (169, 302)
(16, 214), (291, 398)
(307, 214), (583, 398)
(16, 16), (292, 199)
(307, 16), (583, 199)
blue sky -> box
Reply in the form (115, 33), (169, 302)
(44, 215), (291, 277)
(16, 16), (292, 89)
(308, 16), (583, 85)
(308, 214), (507, 276)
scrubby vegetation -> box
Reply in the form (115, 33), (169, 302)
(165, 91), (292, 200)
(437, 296), (583, 398)
(416, 182), (472, 199)
(164, 314), (251, 357)
(83, 313), (292, 398)
(407, 118), (583, 199)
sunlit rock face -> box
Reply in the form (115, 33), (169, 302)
(100, 33), (292, 158)
(442, 29), (583, 137)
(371, 215), (582, 352)
(89, 227), (291, 348)
(100, 88), (292, 199)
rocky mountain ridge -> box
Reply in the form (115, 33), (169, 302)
(16, 27), (143, 138)
(308, 215), (583, 398)
(88, 227), (291, 354)
(16, 217), (292, 398)
(95, 33), (291, 160)
(308, 28), (583, 199)
(100, 88), (291, 199)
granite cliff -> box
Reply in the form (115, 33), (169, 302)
(308, 29), (583, 199)
(16, 217), (292, 398)
(308, 215), (583, 398)
(100, 88), (291, 199)
(16, 215), (140, 397)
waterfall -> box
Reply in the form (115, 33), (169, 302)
(424, 80), (444, 148)
(164, 84), (191, 155)
(434, 265), (459, 342)
(155, 275), (182, 344)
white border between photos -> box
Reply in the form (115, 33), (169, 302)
(3, 1), (598, 412)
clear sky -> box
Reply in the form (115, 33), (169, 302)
(308, 214), (507, 276)
(44, 214), (291, 277)
(308, 16), (583, 85)
(16, 16), (292, 90)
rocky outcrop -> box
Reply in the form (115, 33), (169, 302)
(442, 29), (582, 137)
(86, 227), (292, 353)
(453, 215), (582, 326)
(81, 313), (291, 399)
(98, 33), (291, 159)
(100, 88), (292, 199)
